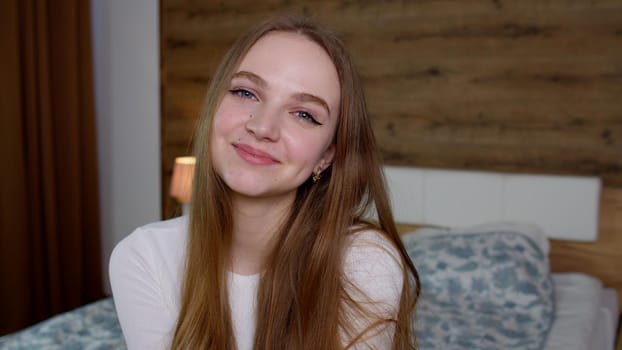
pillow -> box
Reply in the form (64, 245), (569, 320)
(406, 221), (550, 255)
(403, 225), (555, 350)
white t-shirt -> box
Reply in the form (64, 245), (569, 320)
(109, 216), (404, 349)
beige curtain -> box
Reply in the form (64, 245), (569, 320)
(0, 0), (103, 335)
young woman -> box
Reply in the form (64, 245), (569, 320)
(110, 15), (419, 350)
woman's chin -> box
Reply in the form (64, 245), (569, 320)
(226, 181), (285, 199)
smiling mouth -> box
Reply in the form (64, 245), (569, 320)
(233, 143), (279, 165)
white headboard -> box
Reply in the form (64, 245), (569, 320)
(383, 166), (601, 241)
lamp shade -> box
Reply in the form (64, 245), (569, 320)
(169, 156), (195, 203)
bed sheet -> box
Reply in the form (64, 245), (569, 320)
(588, 288), (618, 350)
(544, 273), (618, 350)
(0, 298), (125, 350)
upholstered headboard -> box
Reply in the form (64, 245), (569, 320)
(383, 166), (601, 241)
(381, 166), (622, 319)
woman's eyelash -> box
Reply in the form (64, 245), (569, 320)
(295, 111), (322, 125)
(229, 88), (257, 100)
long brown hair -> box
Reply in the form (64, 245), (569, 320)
(172, 15), (420, 349)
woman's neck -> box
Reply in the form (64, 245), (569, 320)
(229, 192), (294, 275)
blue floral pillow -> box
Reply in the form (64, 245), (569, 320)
(403, 226), (555, 350)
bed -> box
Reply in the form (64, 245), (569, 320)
(401, 224), (619, 350)
(388, 166), (621, 350)
(1, 166), (619, 349)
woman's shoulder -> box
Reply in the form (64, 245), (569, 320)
(345, 227), (401, 263)
(341, 226), (405, 343)
(110, 215), (189, 275)
(109, 216), (189, 349)
(115, 216), (188, 250)
(343, 227), (404, 295)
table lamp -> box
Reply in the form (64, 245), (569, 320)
(170, 156), (195, 215)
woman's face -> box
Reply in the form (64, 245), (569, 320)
(210, 31), (340, 202)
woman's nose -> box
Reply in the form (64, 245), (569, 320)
(245, 110), (280, 141)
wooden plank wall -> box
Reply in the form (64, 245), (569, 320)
(160, 0), (622, 217)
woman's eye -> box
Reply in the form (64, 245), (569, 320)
(229, 89), (257, 100)
(294, 111), (322, 125)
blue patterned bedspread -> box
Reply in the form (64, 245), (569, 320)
(403, 228), (555, 350)
(0, 298), (125, 350)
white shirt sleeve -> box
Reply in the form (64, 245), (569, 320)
(341, 230), (405, 349)
(109, 226), (179, 350)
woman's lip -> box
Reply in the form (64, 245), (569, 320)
(233, 143), (279, 165)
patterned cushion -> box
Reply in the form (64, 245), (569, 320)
(0, 298), (125, 350)
(403, 228), (555, 350)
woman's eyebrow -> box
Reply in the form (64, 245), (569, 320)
(232, 70), (331, 116)
(232, 71), (267, 88)
(293, 93), (331, 116)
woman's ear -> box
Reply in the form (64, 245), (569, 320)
(319, 144), (336, 171)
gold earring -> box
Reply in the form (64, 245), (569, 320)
(313, 160), (326, 183)
(312, 170), (322, 183)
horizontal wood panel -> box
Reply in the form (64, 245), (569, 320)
(160, 0), (622, 245)
(162, 1), (622, 185)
